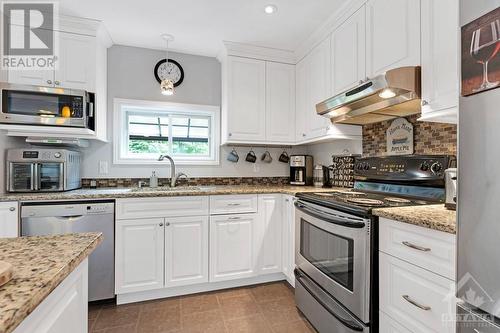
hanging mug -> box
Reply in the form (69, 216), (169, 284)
(261, 150), (273, 163)
(227, 148), (239, 163)
(246, 150), (257, 163)
(278, 150), (290, 163)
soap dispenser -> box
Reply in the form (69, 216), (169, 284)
(150, 171), (159, 188)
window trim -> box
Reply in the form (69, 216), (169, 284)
(113, 98), (220, 165)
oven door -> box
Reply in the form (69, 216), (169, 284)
(0, 83), (87, 128)
(295, 200), (371, 323)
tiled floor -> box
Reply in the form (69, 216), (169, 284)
(88, 282), (317, 333)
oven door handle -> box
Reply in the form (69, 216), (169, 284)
(294, 269), (365, 332)
(294, 201), (366, 228)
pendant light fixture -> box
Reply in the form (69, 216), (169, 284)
(160, 33), (175, 96)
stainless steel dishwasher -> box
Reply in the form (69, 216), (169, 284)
(21, 201), (115, 302)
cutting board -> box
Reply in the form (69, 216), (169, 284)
(0, 261), (14, 287)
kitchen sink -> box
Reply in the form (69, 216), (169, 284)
(129, 186), (217, 192)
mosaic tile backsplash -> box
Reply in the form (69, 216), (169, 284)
(82, 177), (290, 188)
(362, 114), (457, 157)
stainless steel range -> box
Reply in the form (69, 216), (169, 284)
(293, 155), (456, 333)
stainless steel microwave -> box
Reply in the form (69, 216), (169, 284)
(7, 149), (81, 192)
(0, 83), (95, 129)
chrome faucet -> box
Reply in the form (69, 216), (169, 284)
(158, 155), (187, 187)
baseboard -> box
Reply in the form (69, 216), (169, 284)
(116, 273), (287, 305)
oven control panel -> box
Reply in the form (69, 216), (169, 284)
(354, 155), (456, 182)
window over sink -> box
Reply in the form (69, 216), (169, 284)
(113, 98), (220, 165)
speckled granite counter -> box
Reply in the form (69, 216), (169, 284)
(0, 233), (102, 333)
(0, 185), (339, 202)
(373, 204), (456, 234)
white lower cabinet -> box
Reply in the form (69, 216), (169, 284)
(257, 195), (283, 275)
(282, 195), (296, 286)
(115, 218), (165, 294)
(379, 311), (412, 333)
(209, 213), (259, 282)
(0, 201), (18, 238)
(165, 216), (209, 287)
(379, 252), (456, 333)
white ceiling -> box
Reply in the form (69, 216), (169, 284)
(58, 0), (349, 57)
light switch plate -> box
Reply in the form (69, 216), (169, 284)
(99, 161), (109, 175)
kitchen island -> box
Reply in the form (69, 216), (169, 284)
(0, 233), (102, 333)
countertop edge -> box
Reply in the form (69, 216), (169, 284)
(4, 233), (103, 333)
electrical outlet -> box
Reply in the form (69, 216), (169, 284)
(99, 161), (109, 175)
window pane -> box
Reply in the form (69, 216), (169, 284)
(128, 140), (169, 154)
(189, 127), (209, 138)
(171, 117), (189, 126)
(129, 123), (160, 137)
(190, 118), (209, 127)
(172, 141), (209, 155)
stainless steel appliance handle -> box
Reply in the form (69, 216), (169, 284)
(34, 163), (40, 191)
(54, 215), (85, 222)
(402, 295), (431, 311)
(29, 163), (35, 191)
(294, 201), (366, 228)
(402, 241), (431, 252)
(294, 269), (364, 332)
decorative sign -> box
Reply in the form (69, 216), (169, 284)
(461, 7), (500, 96)
(386, 118), (414, 155)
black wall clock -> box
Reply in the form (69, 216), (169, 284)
(154, 59), (184, 87)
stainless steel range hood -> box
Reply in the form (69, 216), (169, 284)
(316, 66), (421, 125)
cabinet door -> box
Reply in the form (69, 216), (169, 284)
(379, 311), (412, 333)
(281, 195), (295, 286)
(331, 6), (366, 95)
(307, 38), (332, 139)
(266, 62), (296, 143)
(295, 59), (308, 141)
(420, 0), (458, 123)
(210, 213), (258, 282)
(257, 195), (283, 275)
(8, 66), (53, 87)
(165, 216), (209, 287)
(55, 32), (96, 91)
(366, 0), (420, 77)
(0, 202), (18, 238)
(115, 218), (164, 294)
(226, 56), (266, 142)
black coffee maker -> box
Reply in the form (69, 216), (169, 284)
(290, 155), (313, 185)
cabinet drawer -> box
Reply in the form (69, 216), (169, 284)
(380, 252), (456, 333)
(116, 196), (209, 219)
(379, 218), (456, 280)
(209, 195), (258, 215)
(379, 311), (412, 333)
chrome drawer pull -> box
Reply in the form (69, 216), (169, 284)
(228, 217), (241, 220)
(402, 241), (431, 252)
(227, 203), (241, 206)
(402, 295), (431, 311)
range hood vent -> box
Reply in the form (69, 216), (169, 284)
(316, 66), (421, 125)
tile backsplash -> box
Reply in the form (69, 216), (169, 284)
(362, 114), (457, 157)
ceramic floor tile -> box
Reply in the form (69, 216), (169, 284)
(180, 308), (226, 333)
(136, 306), (181, 333)
(92, 304), (141, 331)
(215, 287), (252, 301)
(219, 294), (260, 321)
(92, 323), (138, 333)
(250, 283), (292, 303)
(180, 293), (220, 315)
(224, 313), (273, 333)
(260, 303), (304, 326)
(271, 319), (317, 333)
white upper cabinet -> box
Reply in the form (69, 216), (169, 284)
(331, 6), (366, 96)
(295, 59), (308, 141)
(7, 67), (54, 87)
(165, 216), (209, 287)
(224, 56), (267, 142)
(366, 0), (421, 77)
(419, 0), (459, 124)
(55, 32), (96, 91)
(266, 62), (296, 143)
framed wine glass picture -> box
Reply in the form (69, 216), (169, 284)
(461, 7), (500, 96)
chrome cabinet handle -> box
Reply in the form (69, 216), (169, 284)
(159, 223), (164, 227)
(47, 80), (52, 84)
(402, 295), (431, 311)
(228, 217), (241, 220)
(227, 203), (241, 206)
(421, 100), (429, 106)
(9, 207), (15, 211)
(165, 222), (170, 226)
(54, 81), (60, 85)
(402, 241), (431, 252)
(302, 133), (306, 137)
(228, 133), (232, 137)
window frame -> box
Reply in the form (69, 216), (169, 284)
(113, 98), (220, 165)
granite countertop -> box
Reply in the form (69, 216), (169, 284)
(0, 185), (339, 202)
(373, 204), (457, 234)
(0, 233), (102, 333)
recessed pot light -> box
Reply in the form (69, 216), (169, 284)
(264, 4), (277, 14)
